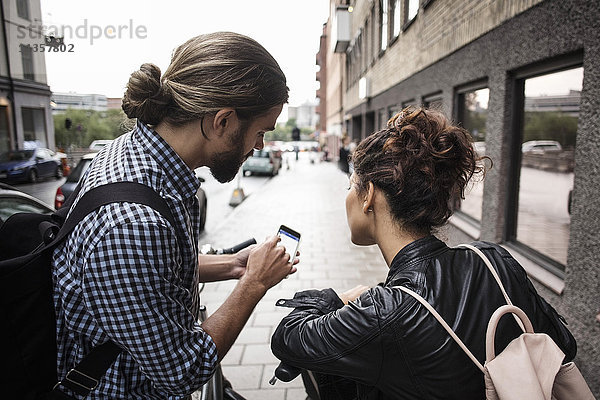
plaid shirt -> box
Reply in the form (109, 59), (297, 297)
(52, 121), (217, 399)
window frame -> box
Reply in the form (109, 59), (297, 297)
(379, 0), (389, 54)
(403, 0), (419, 31)
(16, 0), (30, 20)
(20, 44), (34, 80)
(390, 0), (401, 44)
(453, 79), (489, 226)
(505, 52), (584, 278)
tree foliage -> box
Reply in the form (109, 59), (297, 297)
(264, 121), (314, 142)
(523, 111), (578, 148)
(54, 109), (131, 148)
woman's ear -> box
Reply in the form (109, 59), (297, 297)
(363, 181), (375, 214)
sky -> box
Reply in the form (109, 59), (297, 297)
(39, 0), (330, 118)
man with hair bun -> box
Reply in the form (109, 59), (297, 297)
(271, 107), (577, 400)
(52, 32), (294, 399)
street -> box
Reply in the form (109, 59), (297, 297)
(192, 153), (387, 400)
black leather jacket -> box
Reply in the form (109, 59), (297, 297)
(271, 236), (576, 400)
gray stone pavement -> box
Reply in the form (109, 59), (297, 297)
(193, 154), (388, 400)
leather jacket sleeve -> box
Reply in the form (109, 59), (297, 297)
(271, 287), (391, 387)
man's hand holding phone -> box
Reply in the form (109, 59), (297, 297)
(242, 235), (298, 292)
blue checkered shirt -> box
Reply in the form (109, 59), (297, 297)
(52, 121), (217, 399)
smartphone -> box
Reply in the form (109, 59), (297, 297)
(277, 225), (301, 264)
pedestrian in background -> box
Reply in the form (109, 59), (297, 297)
(52, 31), (297, 399)
(271, 107), (576, 400)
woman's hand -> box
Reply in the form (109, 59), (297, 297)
(338, 284), (370, 305)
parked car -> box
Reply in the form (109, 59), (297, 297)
(55, 153), (208, 233)
(0, 147), (63, 183)
(55, 153), (96, 209)
(521, 140), (562, 153)
(88, 140), (114, 152)
(0, 182), (54, 224)
(242, 147), (282, 176)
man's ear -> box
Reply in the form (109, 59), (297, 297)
(212, 108), (238, 137)
(363, 181), (375, 214)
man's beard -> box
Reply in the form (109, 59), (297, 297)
(210, 127), (254, 183)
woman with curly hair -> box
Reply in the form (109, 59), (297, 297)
(271, 107), (576, 400)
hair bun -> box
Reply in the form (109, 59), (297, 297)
(122, 63), (170, 125)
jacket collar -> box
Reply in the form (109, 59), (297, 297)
(388, 235), (448, 275)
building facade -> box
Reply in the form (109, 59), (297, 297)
(0, 0), (54, 152)
(287, 101), (319, 129)
(51, 92), (108, 113)
(320, 0), (599, 393)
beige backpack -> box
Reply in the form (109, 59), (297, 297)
(396, 244), (595, 400)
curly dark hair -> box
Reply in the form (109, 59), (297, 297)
(351, 106), (490, 235)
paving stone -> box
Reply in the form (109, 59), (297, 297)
(236, 388), (286, 400)
(286, 388), (310, 400)
(221, 364), (263, 390)
(241, 343), (280, 365)
(221, 344), (244, 365)
(235, 326), (271, 344)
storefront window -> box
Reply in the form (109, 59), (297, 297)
(457, 88), (489, 222)
(516, 67), (582, 266)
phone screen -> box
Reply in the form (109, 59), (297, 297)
(277, 225), (301, 263)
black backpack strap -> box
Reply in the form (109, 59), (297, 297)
(49, 182), (177, 398)
(51, 342), (122, 398)
(46, 181), (176, 251)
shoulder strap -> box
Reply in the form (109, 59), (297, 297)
(455, 244), (525, 332)
(49, 182), (176, 398)
(46, 181), (176, 252)
(395, 286), (486, 372)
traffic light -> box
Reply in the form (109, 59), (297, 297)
(292, 127), (300, 141)
(65, 118), (72, 130)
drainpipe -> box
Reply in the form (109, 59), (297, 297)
(1, 2), (19, 150)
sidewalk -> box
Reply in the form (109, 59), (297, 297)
(194, 155), (388, 400)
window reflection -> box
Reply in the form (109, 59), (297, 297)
(457, 88), (489, 221)
(405, 0), (418, 24)
(516, 67), (582, 266)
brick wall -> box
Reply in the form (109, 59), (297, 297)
(344, 0), (544, 110)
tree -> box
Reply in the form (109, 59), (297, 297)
(54, 108), (131, 148)
(523, 111), (578, 148)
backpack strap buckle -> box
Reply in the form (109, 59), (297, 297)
(53, 368), (99, 396)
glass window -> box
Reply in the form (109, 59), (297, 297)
(424, 95), (443, 112)
(456, 88), (489, 222)
(17, 0), (30, 20)
(515, 67), (582, 267)
(20, 45), (34, 80)
(66, 158), (93, 183)
(0, 106), (9, 154)
(405, 0), (418, 25)
(380, 0), (388, 51)
(0, 197), (50, 221)
(21, 108), (47, 147)
(392, 0), (401, 38)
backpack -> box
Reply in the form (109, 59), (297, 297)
(0, 182), (175, 399)
(397, 243), (595, 400)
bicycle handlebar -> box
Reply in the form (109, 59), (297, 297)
(218, 238), (257, 254)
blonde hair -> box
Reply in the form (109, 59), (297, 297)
(122, 32), (289, 126)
